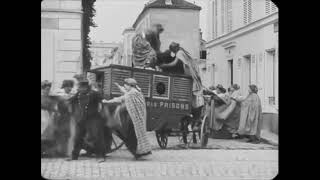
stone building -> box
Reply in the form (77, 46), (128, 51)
(89, 41), (120, 68)
(41, 0), (83, 90)
(122, 27), (136, 67)
(205, 0), (278, 113)
(133, 0), (202, 59)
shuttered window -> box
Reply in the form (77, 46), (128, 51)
(226, 0), (232, 33)
(243, 0), (252, 25)
(266, 0), (278, 15)
(152, 75), (170, 99)
(172, 77), (192, 101)
(133, 72), (151, 97)
(221, 0), (225, 35)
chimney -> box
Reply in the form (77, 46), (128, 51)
(165, 0), (173, 5)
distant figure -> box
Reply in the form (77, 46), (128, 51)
(233, 84), (263, 143)
(132, 24), (164, 68)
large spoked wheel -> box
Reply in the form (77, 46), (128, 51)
(200, 115), (209, 147)
(109, 133), (125, 153)
(156, 131), (168, 149)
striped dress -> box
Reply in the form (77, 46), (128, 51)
(124, 88), (152, 154)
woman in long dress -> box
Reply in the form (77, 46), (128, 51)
(232, 84), (263, 143)
(102, 78), (152, 159)
(160, 42), (204, 108)
(132, 24), (164, 68)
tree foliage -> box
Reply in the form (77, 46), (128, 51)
(82, 0), (97, 72)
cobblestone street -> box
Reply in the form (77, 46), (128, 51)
(42, 133), (278, 179)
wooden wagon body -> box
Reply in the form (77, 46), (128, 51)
(89, 65), (193, 132)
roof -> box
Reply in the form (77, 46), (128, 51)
(133, 0), (201, 28)
(122, 27), (135, 35)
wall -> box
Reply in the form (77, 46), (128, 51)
(41, 0), (83, 91)
(122, 29), (136, 66)
(89, 42), (119, 67)
(149, 8), (200, 59)
(205, 14), (278, 113)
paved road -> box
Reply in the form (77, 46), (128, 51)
(41, 149), (278, 180)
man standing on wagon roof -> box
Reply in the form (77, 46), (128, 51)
(103, 78), (152, 159)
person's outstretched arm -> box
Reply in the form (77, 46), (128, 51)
(160, 56), (179, 68)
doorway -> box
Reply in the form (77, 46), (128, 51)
(242, 55), (251, 95)
(227, 59), (233, 86)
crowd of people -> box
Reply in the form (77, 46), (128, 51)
(204, 83), (263, 144)
(41, 75), (152, 162)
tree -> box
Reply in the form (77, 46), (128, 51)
(82, 0), (97, 72)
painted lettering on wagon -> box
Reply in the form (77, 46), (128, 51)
(146, 101), (189, 110)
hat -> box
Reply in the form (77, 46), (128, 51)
(216, 84), (226, 93)
(61, 80), (74, 89)
(41, 80), (52, 89)
(124, 78), (138, 87)
(249, 84), (258, 93)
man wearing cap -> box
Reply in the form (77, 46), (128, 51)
(103, 78), (152, 159)
(67, 75), (112, 162)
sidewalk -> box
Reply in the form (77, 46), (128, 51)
(146, 132), (278, 150)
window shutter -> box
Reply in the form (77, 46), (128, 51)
(248, 0), (252, 23)
(215, 0), (218, 38)
(227, 0), (232, 33)
(271, 1), (277, 13)
(221, 0), (225, 34)
(243, 0), (248, 25)
(265, 0), (271, 15)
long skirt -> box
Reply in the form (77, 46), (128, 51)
(114, 106), (150, 157)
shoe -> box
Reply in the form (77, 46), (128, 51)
(65, 157), (77, 161)
(135, 151), (152, 160)
(97, 157), (106, 163)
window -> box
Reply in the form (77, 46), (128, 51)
(152, 75), (170, 99)
(274, 22), (278, 33)
(266, 0), (278, 15)
(243, 0), (252, 25)
(221, 0), (225, 34)
(226, 0), (232, 33)
(266, 50), (276, 105)
(200, 50), (207, 59)
(215, 0), (218, 38)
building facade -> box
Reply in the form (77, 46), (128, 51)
(205, 0), (278, 113)
(122, 27), (136, 66)
(89, 41), (120, 68)
(41, 0), (83, 91)
(133, 0), (202, 59)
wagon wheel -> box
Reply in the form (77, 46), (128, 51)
(200, 115), (209, 147)
(109, 133), (125, 153)
(155, 131), (168, 149)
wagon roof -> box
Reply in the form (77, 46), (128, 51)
(88, 64), (192, 79)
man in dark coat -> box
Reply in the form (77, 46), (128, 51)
(67, 76), (112, 162)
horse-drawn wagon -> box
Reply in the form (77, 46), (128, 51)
(89, 64), (211, 149)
